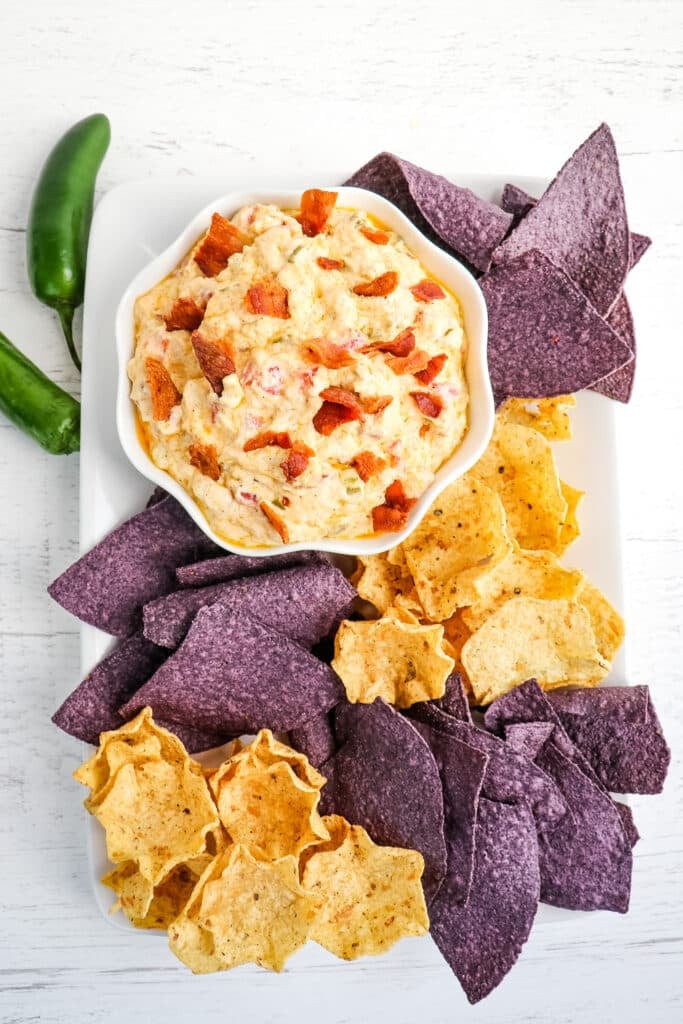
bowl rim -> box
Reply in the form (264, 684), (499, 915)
(115, 185), (494, 557)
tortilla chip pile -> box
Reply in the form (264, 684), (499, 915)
(346, 395), (622, 706)
(77, 712), (428, 971)
(50, 498), (354, 751)
(347, 124), (647, 404)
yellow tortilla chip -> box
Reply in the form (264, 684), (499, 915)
(402, 476), (512, 621)
(103, 855), (213, 929)
(210, 759), (329, 861)
(355, 552), (420, 616)
(441, 609), (473, 690)
(170, 845), (318, 973)
(302, 815), (428, 960)
(462, 545), (584, 632)
(557, 480), (584, 554)
(576, 580), (625, 662)
(497, 394), (576, 441)
(461, 597), (610, 704)
(474, 422), (568, 553)
(217, 729), (325, 792)
(332, 617), (454, 708)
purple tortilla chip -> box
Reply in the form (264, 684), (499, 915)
(145, 487), (168, 508)
(614, 801), (640, 848)
(155, 718), (234, 754)
(176, 550), (329, 588)
(629, 232), (651, 269)
(52, 632), (167, 745)
(592, 293), (636, 402)
(119, 600), (343, 734)
(500, 184), (536, 223)
(143, 564), (355, 649)
(48, 496), (218, 637)
(408, 703), (567, 834)
(481, 248), (632, 406)
(321, 699), (447, 902)
(433, 673), (473, 723)
(410, 717), (488, 906)
(494, 125), (630, 316)
(345, 152), (512, 273)
(535, 740), (632, 912)
(504, 721), (556, 759)
(430, 797), (540, 1004)
(546, 686), (670, 794)
(289, 709), (338, 769)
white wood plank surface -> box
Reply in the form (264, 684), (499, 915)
(0, 1), (681, 1022)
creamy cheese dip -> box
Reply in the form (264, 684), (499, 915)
(129, 194), (469, 546)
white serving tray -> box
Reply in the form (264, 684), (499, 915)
(79, 173), (625, 934)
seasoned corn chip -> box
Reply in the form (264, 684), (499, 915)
(497, 394), (576, 441)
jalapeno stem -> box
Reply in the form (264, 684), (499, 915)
(57, 306), (81, 372)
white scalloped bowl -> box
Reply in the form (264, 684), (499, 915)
(115, 187), (493, 557)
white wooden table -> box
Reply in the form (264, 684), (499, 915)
(0, 2), (681, 1021)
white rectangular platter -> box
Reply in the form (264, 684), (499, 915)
(78, 173), (626, 934)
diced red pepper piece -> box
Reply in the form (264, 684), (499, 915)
(191, 333), (236, 396)
(259, 501), (290, 543)
(371, 504), (410, 533)
(384, 479), (417, 512)
(362, 328), (415, 358)
(246, 278), (290, 318)
(302, 338), (355, 369)
(300, 189), (338, 236)
(317, 256), (345, 270)
(353, 271), (399, 297)
(243, 431), (293, 452)
(145, 358), (181, 421)
(361, 395), (393, 415)
(386, 349), (432, 376)
(319, 386), (364, 414)
(313, 402), (360, 436)
(189, 442), (221, 481)
(351, 451), (387, 482)
(163, 297), (205, 332)
(410, 391), (444, 418)
(410, 279), (446, 302)
(194, 213), (249, 276)
(359, 226), (389, 245)
(414, 353), (448, 385)
(281, 441), (313, 481)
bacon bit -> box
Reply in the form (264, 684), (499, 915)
(371, 505), (409, 533)
(353, 271), (399, 297)
(243, 431), (292, 452)
(281, 495), (291, 507)
(360, 226), (389, 245)
(302, 338), (355, 369)
(300, 189), (338, 236)
(191, 333), (236, 395)
(411, 391), (444, 418)
(313, 402), (360, 435)
(259, 501), (290, 543)
(189, 442), (221, 481)
(351, 451), (387, 482)
(246, 279), (290, 319)
(145, 358), (181, 421)
(281, 441), (313, 481)
(414, 353), (448, 385)
(319, 386), (364, 414)
(163, 297), (205, 332)
(361, 395), (393, 415)
(411, 279), (446, 302)
(316, 256), (344, 270)
(385, 479), (417, 513)
(194, 213), (249, 276)
(362, 328), (415, 358)
(386, 349), (432, 376)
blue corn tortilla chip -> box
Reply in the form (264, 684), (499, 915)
(494, 125), (630, 316)
(289, 709), (338, 769)
(175, 550), (329, 588)
(48, 496), (218, 637)
(145, 486), (168, 508)
(345, 152), (512, 272)
(52, 632), (167, 745)
(504, 721), (556, 759)
(432, 672), (473, 723)
(430, 797), (540, 1005)
(592, 293), (636, 402)
(408, 703), (567, 834)
(155, 718), (234, 754)
(481, 249), (632, 406)
(546, 686), (670, 794)
(321, 699), (447, 902)
(119, 600), (343, 734)
(614, 801), (640, 848)
(629, 232), (652, 269)
(409, 717), (487, 906)
(534, 739), (632, 912)
(143, 563), (355, 649)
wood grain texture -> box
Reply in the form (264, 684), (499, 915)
(0, 0), (681, 1021)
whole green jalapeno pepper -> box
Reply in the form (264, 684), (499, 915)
(0, 330), (80, 454)
(27, 113), (111, 372)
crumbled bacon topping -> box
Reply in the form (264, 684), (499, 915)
(194, 213), (248, 277)
(163, 297), (205, 332)
(243, 431), (293, 452)
(414, 353), (448, 385)
(191, 333), (236, 395)
(145, 358), (181, 421)
(316, 256), (345, 270)
(353, 271), (399, 297)
(371, 478), (417, 533)
(351, 451), (387, 482)
(410, 391), (444, 418)
(359, 225), (390, 245)
(300, 189), (338, 236)
(281, 441), (314, 481)
(362, 328), (415, 358)
(319, 387), (364, 413)
(313, 402), (360, 436)
(189, 442), (221, 480)
(259, 501), (290, 543)
(386, 349), (432, 376)
(411, 279), (446, 302)
(246, 278), (290, 318)
(361, 395), (393, 415)
(302, 338), (355, 369)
